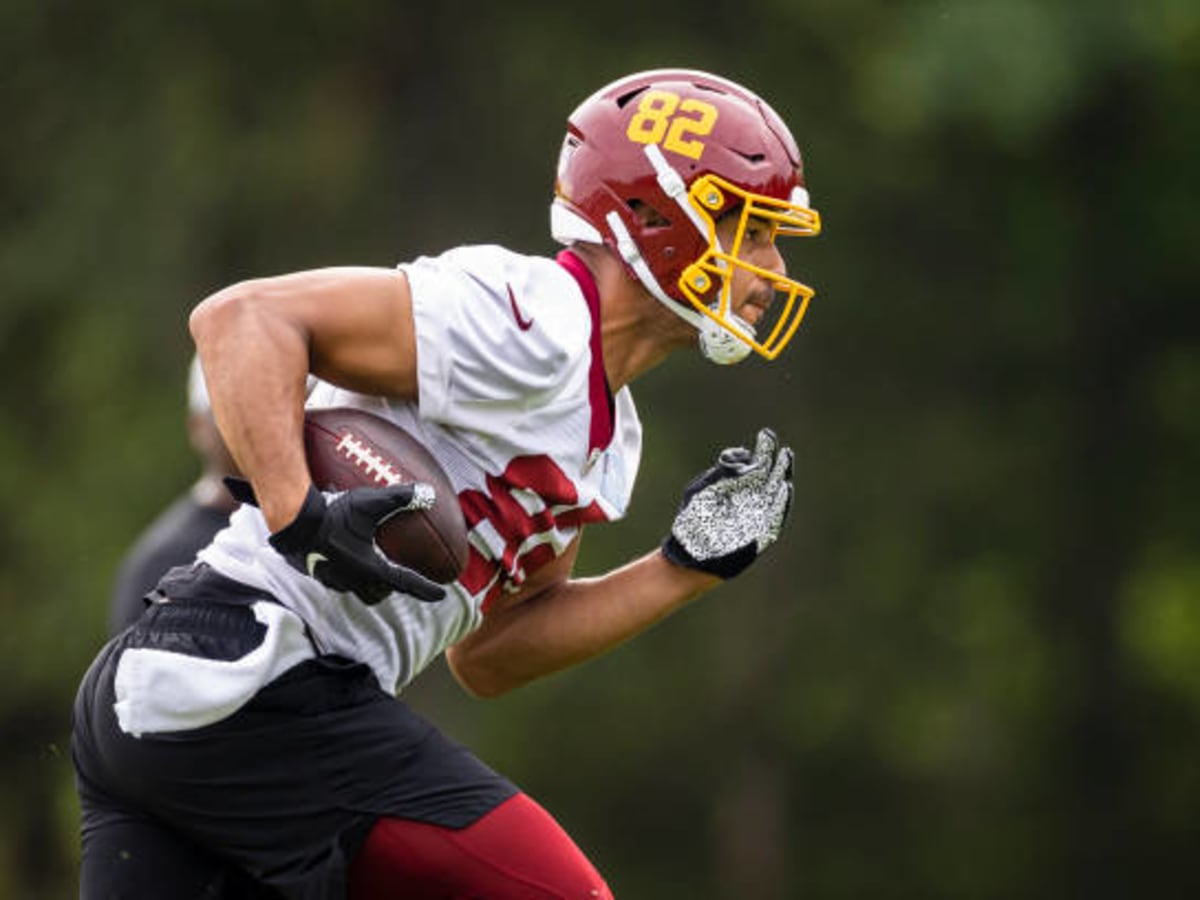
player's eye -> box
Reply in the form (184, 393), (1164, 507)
(744, 218), (774, 246)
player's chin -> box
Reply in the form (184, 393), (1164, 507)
(738, 301), (769, 326)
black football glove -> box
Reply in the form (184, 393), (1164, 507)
(266, 484), (445, 605)
(662, 428), (794, 579)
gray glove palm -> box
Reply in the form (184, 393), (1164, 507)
(662, 428), (794, 579)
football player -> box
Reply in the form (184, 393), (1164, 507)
(73, 68), (822, 899)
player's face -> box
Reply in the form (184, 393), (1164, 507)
(716, 212), (786, 327)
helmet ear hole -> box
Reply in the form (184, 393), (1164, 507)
(628, 199), (671, 229)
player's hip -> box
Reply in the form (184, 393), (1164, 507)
(72, 616), (516, 896)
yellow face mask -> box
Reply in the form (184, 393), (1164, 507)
(679, 174), (822, 361)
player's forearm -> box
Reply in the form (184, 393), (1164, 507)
(189, 282), (313, 530)
(447, 550), (720, 698)
(192, 268), (422, 532)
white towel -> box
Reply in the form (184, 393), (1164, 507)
(113, 601), (316, 737)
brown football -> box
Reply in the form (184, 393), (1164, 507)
(303, 407), (468, 584)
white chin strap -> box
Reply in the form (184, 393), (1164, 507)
(699, 314), (756, 365)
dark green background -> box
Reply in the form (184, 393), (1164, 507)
(2, 1), (1197, 897)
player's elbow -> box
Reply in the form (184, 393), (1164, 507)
(188, 279), (268, 349)
(445, 645), (519, 699)
(188, 274), (289, 352)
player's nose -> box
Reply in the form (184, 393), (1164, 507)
(763, 241), (786, 277)
(749, 240), (786, 282)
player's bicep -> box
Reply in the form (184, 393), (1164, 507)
(249, 266), (420, 400)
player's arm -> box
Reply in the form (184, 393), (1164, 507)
(447, 427), (794, 697)
(446, 539), (720, 698)
(188, 267), (419, 531)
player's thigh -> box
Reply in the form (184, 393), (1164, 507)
(80, 808), (276, 900)
(347, 792), (613, 900)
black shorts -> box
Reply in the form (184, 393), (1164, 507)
(72, 588), (517, 900)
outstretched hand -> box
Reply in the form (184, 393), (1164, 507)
(662, 428), (794, 579)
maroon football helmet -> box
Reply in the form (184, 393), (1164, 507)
(551, 69), (821, 363)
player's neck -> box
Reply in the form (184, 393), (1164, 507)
(601, 319), (681, 391)
(577, 246), (691, 390)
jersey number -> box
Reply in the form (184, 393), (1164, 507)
(458, 455), (607, 610)
(625, 90), (718, 160)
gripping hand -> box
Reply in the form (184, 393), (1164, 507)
(662, 428), (794, 579)
(267, 484), (445, 605)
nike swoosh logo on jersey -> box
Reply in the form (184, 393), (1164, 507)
(507, 284), (534, 331)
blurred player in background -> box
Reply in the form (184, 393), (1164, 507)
(72, 68), (822, 898)
(107, 355), (240, 634)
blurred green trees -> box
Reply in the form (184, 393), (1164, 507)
(1, 1), (1196, 897)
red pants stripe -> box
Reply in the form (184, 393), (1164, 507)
(348, 792), (614, 899)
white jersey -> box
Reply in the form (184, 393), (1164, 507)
(199, 246), (643, 695)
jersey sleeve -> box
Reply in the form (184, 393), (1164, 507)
(400, 247), (592, 433)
